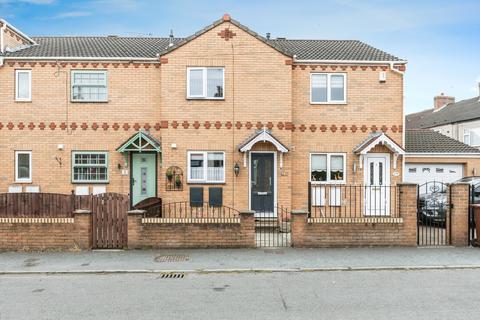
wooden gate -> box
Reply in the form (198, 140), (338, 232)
(92, 193), (129, 249)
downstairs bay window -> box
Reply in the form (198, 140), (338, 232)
(188, 151), (225, 183)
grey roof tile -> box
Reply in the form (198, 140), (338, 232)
(3, 18), (404, 62)
(406, 96), (480, 129)
(405, 129), (480, 154)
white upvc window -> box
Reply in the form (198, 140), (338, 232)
(71, 70), (108, 102)
(310, 73), (347, 104)
(187, 151), (225, 183)
(310, 153), (346, 184)
(187, 67), (224, 99)
(464, 129), (471, 145)
(15, 69), (32, 101)
(15, 151), (32, 183)
(72, 152), (109, 183)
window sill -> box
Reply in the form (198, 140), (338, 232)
(187, 181), (226, 185)
(186, 98), (225, 101)
(310, 181), (346, 185)
(310, 102), (347, 105)
(71, 181), (110, 184)
(15, 100), (32, 103)
(70, 100), (109, 104)
(14, 180), (32, 184)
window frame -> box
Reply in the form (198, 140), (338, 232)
(187, 151), (226, 184)
(15, 69), (32, 102)
(71, 70), (108, 103)
(15, 150), (32, 183)
(310, 73), (347, 104)
(71, 151), (109, 183)
(186, 67), (225, 100)
(464, 129), (471, 145)
(309, 153), (347, 184)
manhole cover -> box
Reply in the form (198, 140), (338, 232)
(158, 272), (186, 279)
(154, 255), (189, 263)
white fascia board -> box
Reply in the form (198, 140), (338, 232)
(3, 56), (160, 61)
(405, 153), (480, 158)
(0, 19), (36, 45)
(294, 59), (408, 65)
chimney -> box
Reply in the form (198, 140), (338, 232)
(434, 93), (455, 110)
(266, 32), (271, 40)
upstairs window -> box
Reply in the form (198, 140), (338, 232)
(72, 152), (109, 183)
(71, 71), (108, 102)
(15, 70), (32, 101)
(310, 73), (346, 104)
(464, 128), (480, 146)
(187, 67), (224, 99)
(188, 151), (225, 183)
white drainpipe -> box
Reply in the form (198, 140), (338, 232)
(0, 21), (6, 54)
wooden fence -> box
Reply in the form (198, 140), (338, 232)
(0, 192), (129, 218)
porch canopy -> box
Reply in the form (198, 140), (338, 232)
(238, 128), (289, 167)
(116, 130), (161, 153)
(353, 132), (404, 169)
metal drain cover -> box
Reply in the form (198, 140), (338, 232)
(154, 255), (189, 263)
(158, 272), (186, 279)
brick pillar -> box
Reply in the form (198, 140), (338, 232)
(449, 183), (469, 246)
(73, 209), (92, 250)
(127, 209), (145, 249)
(397, 183), (417, 246)
(239, 210), (255, 248)
(291, 210), (308, 248)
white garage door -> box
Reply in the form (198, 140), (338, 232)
(405, 163), (463, 185)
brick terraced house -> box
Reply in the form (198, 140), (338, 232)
(0, 14), (407, 219)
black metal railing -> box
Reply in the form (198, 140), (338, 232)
(308, 183), (399, 218)
(417, 181), (449, 246)
(147, 201), (239, 220)
(254, 204), (291, 247)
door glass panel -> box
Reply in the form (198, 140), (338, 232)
(379, 162), (383, 185)
(141, 167), (147, 195)
(370, 162), (374, 185)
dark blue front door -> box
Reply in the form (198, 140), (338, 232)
(251, 153), (274, 214)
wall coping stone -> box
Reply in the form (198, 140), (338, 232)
(127, 209), (146, 216)
(74, 209), (92, 214)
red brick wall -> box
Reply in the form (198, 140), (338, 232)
(449, 183), (470, 246)
(0, 211), (92, 251)
(291, 183), (417, 247)
(128, 211), (255, 248)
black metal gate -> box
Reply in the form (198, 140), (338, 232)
(469, 183), (479, 246)
(255, 204), (291, 247)
(417, 181), (450, 246)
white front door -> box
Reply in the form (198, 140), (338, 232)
(365, 154), (390, 216)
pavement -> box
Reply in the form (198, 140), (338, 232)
(1, 247), (480, 274)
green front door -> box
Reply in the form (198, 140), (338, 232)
(131, 153), (157, 206)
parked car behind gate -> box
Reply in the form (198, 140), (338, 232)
(418, 177), (480, 227)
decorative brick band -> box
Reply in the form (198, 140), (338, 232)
(0, 217), (74, 224)
(308, 217), (403, 224)
(5, 61), (160, 68)
(142, 217), (240, 224)
(1, 121), (403, 133)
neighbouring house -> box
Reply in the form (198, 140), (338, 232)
(406, 88), (480, 147)
(404, 129), (480, 185)
(0, 14), (407, 217)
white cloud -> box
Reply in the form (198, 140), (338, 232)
(51, 11), (92, 19)
(19, 0), (55, 4)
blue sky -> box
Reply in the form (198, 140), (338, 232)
(1, 0), (479, 114)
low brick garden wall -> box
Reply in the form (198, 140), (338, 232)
(291, 184), (418, 247)
(0, 210), (92, 251)
(127, 210), (255, 249)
